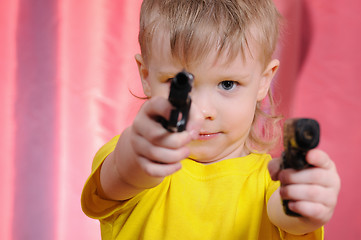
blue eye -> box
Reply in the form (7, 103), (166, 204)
(219, 81), (237, 91)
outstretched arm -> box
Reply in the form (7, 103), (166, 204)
(267, 149), (341, 235)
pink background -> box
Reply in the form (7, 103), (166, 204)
(1, 0), (360, 239)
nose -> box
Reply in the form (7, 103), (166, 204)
(191, 90), (217, 120)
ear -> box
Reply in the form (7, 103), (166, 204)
(135, 54), (151, 97)
(257, 59), (280, 101)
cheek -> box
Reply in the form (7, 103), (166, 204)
(219, 99), (257, 129)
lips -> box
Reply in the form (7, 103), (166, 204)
(197, 132), (221, 141)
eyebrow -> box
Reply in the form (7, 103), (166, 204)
(216, 72), (251, 81)
(155, 71), (179, 83)
(157, 70), (250, 82)
(157, 71), (177, 77)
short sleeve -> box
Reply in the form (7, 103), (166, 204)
(81, 135), (155, 220)
(279, 228), (324, 240)
(266, 177), (281, 205)
(81, 135), (124, 219)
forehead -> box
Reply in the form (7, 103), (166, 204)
(147, 33), (263, 80)
(148, 28), (262, 71)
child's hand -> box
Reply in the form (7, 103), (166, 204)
(100, 96), (202, 201)
(268, 149), (341, 229)
(127, 96), (201, 178)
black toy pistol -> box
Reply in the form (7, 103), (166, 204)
(161, 71), (194, 132)
(281, 118), (320, 216)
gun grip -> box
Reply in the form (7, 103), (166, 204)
(281, 118), (320, 217)
(162, 98), (191, 132)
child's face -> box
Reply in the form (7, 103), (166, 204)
(137, 34), (278, 163)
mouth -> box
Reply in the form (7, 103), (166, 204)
(197, 132), (221, 141)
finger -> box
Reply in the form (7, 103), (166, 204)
(134, 97), (193, 148)
(134, 97), (172, 133)
(306, 149), (334, 170)
(132, 134), (190, 164)
(279, 168), (331, 187)
(145, 96), (174, 120)
(287, 200), (331, 222)
(268, 157), (282, 180)
(154, 131), (192, 149)
(138, 155), (183, 178)
(306, 149), (341, 192)
(137, 126), (191, 150)
(133, 119), (192, 149)
(280, 184), (337, 207)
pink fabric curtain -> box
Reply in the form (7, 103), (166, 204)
(1, 0), (360, 239)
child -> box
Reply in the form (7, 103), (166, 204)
(81, 0), (340, 239)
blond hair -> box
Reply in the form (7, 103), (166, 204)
(138, 0), (283, 153)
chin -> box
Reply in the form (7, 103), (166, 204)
(187, 151), (223, 164)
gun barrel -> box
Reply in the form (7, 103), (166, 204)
(162, 71), (194, 132)
(168, 71), (193, 108)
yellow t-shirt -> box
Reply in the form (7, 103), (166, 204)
(81, 136), (323, 240)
